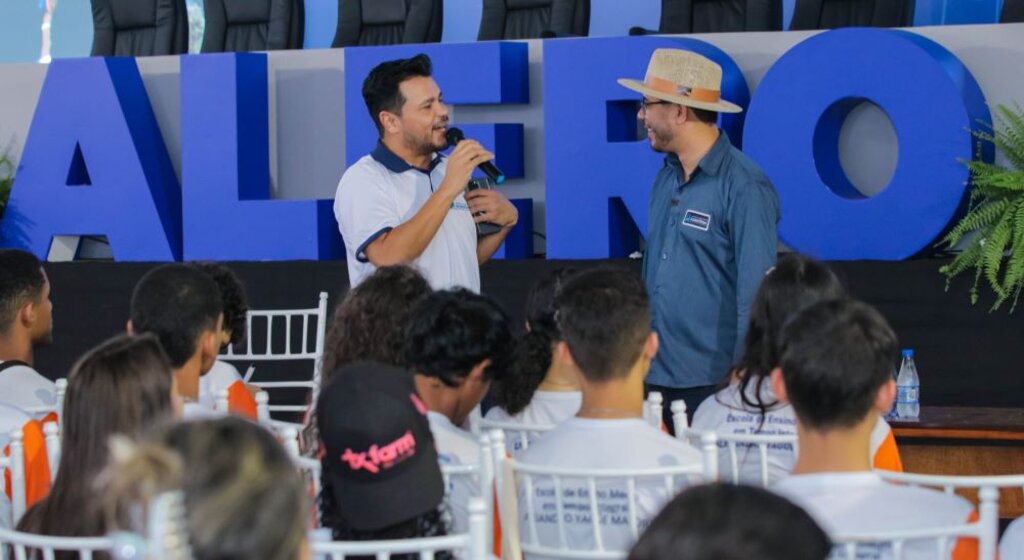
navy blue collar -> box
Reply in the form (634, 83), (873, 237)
(371, 141), (443, 175)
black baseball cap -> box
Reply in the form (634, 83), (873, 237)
(317, 361), (444, 531)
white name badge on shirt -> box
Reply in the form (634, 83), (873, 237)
(682, 209), (712, 231)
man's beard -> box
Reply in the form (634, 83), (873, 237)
(404, 127), (447, 157)
(648, 125), (674, 153)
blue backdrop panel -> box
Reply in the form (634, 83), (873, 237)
(543, 36), (750, 259)
(343, 42), (529, 167)
(180, 52), (342, 261)
(0, 58), (181, 261)
(744, 28), (991, 260)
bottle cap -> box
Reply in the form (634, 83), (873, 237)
(901, 349), (914, 358)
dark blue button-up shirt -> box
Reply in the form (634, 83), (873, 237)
(643, 131), (780, 389)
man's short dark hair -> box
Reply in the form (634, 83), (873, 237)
(362, 54), (433, 137)
(190, 262), (249, 347)
(404, 288), (512, 387)
(130, 264), (222, 368)
(555, 267), (650, 382)
(777, 298), (899, 430)
(0, 249), (46, 335)
(628, 483), (830, 560)
(689, 107), (718, 125)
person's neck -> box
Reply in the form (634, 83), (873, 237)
(414, 373), (463, 427)
(382, 136), (432, 170)
(0, 332), (33, 366)
(791, 418), (876, 475)
(174, 356), (203, 402)
(674, 125), (719, 181)
(577, 364), (646, 419)
(537, 360), (580, 392)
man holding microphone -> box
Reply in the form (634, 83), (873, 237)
(335, 54), (519, 291)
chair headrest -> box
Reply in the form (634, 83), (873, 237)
(223, 0), (273, 25)
(109, 0), (159, 29)
(361, 0), (409, 25)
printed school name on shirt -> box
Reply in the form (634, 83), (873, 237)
(530, 486), (652, 530)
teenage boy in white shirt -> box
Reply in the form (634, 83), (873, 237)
(0, 249), (57, 418)
(405, 288), (513, 535)
(772, 298), (977, 560)
(517, 267), (703, 556)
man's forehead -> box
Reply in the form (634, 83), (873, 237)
(399, 76), (441, 103)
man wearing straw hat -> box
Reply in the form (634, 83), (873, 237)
(619, 49), (779, 429)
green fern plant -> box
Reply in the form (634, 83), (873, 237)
(939, 103), (1024, 311)
(0, 151), (13, 222)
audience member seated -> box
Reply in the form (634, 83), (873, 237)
(405, 288), (513, 533)
(190, 262), (257, 419)
(485, 268), (581, 452)
(627, 482), (830, 560)
(100, 416), (309, 560)
(128, 264), (223, 419)
(302, 265), (432, 454)
(517, 267), (703, 553)
(691, 254), (901, 483)
(316, 361), (450, 556)
(0, 249), (57, 419)
(772, 298), (978, 559)
(17, 334), (178, 541)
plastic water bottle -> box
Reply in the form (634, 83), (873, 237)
(896, 349), (920, 420)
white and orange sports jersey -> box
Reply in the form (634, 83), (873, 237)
(775, 472), (978, 560)
(691, 381), (902, 483)
(484, 391), (582, 453)
(198, 360), (257, 420)
(0, 361), (57, 420)
(0, 403), (52, 528)
(516, 417), (703, 557)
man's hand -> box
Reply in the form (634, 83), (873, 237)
(467, 188), (518, 228)
(439, 139), (495, 197)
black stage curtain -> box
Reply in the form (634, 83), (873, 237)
(36, 258), (1024, 410)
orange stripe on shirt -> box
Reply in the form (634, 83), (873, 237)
(952, 510), (980, 560)
(4, 419), (52, 508)
(227, 380), (258, 420)
(871, 430), (903, 472)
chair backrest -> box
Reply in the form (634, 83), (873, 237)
(1003, 0), (1024, 22)
(789, 0), (915, 30)
(494, 428), (711, 559)
(478, 0), (590, 40)
(477, 417), (555, 453)
(219, 292), (328, 415)
(0, 429), (26, 523)
(90, 0), (189, 57)
(311, 497), (488, 559)
(658, 0), (783, 33)
(333, 0), (443, 47)
(20, 377), (66, 428)
(43, 422), (60, 480)
(201, 0), (304, 53)
(0, 527), (115, 560)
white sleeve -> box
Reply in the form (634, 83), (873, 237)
(334, 164), (402, 262)
(1002, 517), (1024, 560)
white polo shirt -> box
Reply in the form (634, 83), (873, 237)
(334, 142), (479, 291)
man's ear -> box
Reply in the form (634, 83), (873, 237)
(467, 358), (492, 384)
(126, 320), (135, 335)
(770, 367), (790, 405)
(556, 341), (576, 368)
(19, 300), (37, 328)
(643, 332), (659, 361)
(876, 378), (896, 415)
(380, 111), (401, 135)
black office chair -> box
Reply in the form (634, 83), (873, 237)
(478, 0), (590, 40)
(201, 0), (304, 53)
(789, 0), (915, 29)
(1002, 0), (1024, 22)
(90, 0), (189, 56)
(635, 0), (783, 34)
(333, 0), (442, 47)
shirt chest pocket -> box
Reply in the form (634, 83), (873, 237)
(675, 207), (727, 245)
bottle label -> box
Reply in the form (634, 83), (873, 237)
(897, 385), (919, 403)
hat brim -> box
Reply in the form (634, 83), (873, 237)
(617, 78), (743, 114)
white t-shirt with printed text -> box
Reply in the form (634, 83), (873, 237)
(484, 391), (582, 453)
(516, 417), (704, 557)
(692, 381), (896, 483)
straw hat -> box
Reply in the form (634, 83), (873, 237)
(618, 48), (742, 114)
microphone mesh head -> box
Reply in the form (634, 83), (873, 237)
(444, 127), (464, 147)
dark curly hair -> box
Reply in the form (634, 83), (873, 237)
(491, 268), (576, 416)
(318, 470), (452, 560)
(189, 262), (249, 348)
(321, 266), (432, 383)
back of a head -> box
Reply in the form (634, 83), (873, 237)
(18, 333), (175, 537)
(492, 267), (577, 415)
(322, 265), (432, 380)
(189, 262), (249, 348)
(555, 267), (650, 383)
(0, 249), (45, 336)
(627, 483), (831, 560)
(129, 264), (222, 368)
(404, 288), (513, 386)
(778, 298), (899, 430)
(162, 417), (308, 560)
(362, 54), (433, 136)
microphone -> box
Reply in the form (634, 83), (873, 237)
(445, 127), (506, 185)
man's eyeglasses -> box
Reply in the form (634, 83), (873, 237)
(640, 99), (674, 111)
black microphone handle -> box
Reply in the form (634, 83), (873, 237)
(446, 127), (506, 185)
